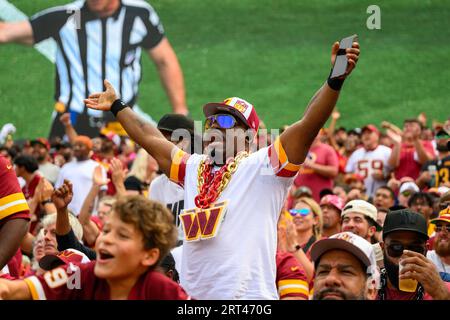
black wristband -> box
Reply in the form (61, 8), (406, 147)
(111, 99), (128, 117)
(327, 68), (345, 91)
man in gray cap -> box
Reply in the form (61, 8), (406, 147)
(311, 231), (379, 300)
(378, 209), (450, 300)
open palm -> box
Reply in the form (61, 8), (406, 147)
(84, 80), (118, 111)
(93, 165), (109, 186)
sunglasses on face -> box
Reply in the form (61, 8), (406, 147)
(289, 208), (312, 217)
(205, 114), (237, 130)
(435, 224), (450, 233)
(387, 243), (426, 258)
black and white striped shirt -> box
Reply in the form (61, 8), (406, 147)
(30, 0), (164, 119)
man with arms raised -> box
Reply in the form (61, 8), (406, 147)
(84, 40), (360, 299)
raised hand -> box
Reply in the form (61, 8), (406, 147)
(331, 41), (360, 78)
(93, 165), (109, 186)
(59, 113), (71, 127)
(84, 80), (118, 111)
(37, 178), (54, 202)
(284, 215), (299, 253)
(332, 109), (341, 120)
(111, 158), (128, 185)
(51, 180), (73, 210)
(417, 112), (427, 127)
(386, 128), (402, 145)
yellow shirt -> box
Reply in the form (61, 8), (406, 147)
(428, 223), (435, 237)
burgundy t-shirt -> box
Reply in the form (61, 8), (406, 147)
(394, 141), (435, 180)
(25, 261), (190, 300)
(294, 143), (338, 201)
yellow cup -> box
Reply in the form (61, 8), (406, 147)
(399, 262), (418, 292)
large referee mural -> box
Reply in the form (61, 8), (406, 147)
(2, 0), (188, 138)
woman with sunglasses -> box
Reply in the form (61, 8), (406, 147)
(290, 197), (323, 254)
(282, 197), (323, 281)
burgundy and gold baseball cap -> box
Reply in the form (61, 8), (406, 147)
(203, 97), (260, 134)
(39, 249), (90, 271)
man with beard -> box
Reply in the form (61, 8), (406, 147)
(417, 129), (450, 189)
(427, 208), (450, 282)
(84, 40), (360, 299)
(378, 209), (450, 300)
(55, 136), (106, 216)
(311, 232), (379, 300)
(30, 138), (60, 185)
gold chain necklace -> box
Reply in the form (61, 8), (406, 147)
(194, 151), (249, 208)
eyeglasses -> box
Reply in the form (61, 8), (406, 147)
(386, 243), (426, 258)
(205, 114), (237, 130)
(435, 224), (450, 233)
(289, 208), (312, 217)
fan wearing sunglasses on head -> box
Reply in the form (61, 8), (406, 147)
(377, 209), (450, 300)
(84, 39), (360, 300)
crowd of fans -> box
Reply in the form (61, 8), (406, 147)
(0, 109), (448, 300)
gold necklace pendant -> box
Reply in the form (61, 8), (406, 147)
(195, 151), (249, 207)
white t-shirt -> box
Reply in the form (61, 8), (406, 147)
(55, 159), (104, 216)
(170, 138), (298, 299)
(38, 162), (60, 185)
(171, 245), (183, 274)
(427, 250), (450, 273)
(345, 145), (392, 197)
(149, 174), (185, 240)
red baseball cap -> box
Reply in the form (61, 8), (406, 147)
(30, 137), (50, 150)
(320, 195), (345, 211)
(361, 124), (379, 135)
(203, 97), (260, 134)
(39, 249), (90, 271)
(344, 173), (365, 184)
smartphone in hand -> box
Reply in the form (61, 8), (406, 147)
(330, 34), (358, 79)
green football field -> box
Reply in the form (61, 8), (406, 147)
(1, 0), (449, 139)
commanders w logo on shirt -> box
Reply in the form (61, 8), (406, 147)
(180, 201), (228, 241)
